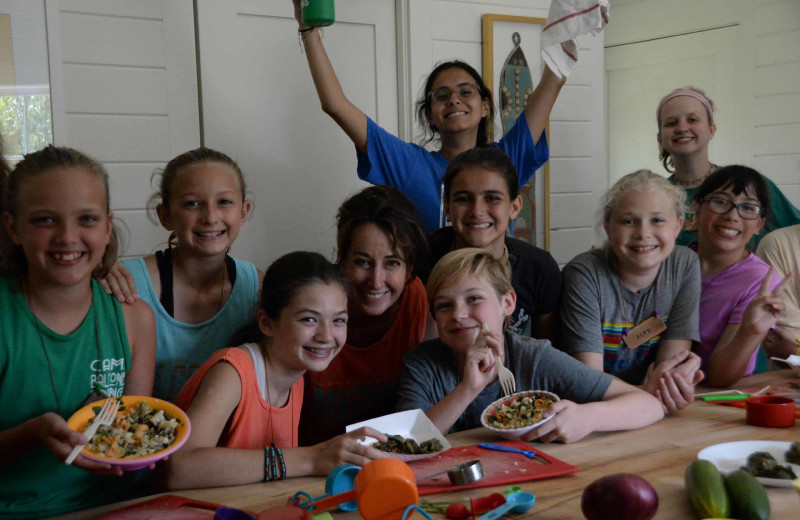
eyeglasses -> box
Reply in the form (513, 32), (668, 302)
(702, 197), (763, 220)
(428, 83), (480, 104)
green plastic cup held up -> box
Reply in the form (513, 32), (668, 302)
(301, 0), (335, 28)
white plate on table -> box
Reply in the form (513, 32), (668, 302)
(697, 440), (800, 488)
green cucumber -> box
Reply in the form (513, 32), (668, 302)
(724, 469), (770, 520)
(685, 459), (731, 518)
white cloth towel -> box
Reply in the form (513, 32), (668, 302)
(541, 0), (610, 78)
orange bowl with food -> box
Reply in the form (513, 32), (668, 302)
(66, 396), (191, 470)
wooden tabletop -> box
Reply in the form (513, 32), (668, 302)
(49, 370), (800, 519)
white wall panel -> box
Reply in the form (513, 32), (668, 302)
(59, 13), (166, 67)
(754, 93), (800, 126)
(106, 163), (163, 210)
(114, 210), (169, 258)
(753, 155), (800, 184)
(65, 115), (170, 162)
(47, 0), (200, 258)
(62, 64), (167, 114)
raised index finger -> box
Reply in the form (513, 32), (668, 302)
(770, 271), (794, 297)
(758, 267), (776, 296)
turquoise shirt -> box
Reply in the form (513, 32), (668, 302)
(124, 256), (259, 401)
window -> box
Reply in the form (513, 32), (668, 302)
(0, 5), (54, 165)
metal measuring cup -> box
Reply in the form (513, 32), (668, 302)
(416, 459), (484, 485)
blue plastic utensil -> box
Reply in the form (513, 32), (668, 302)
(291, 464), (360, 512)
(478, 442), (538, 459)
(476, 492), (535, 519)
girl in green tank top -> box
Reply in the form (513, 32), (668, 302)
(0, 146), (156, 519)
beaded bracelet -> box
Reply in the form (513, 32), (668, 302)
(270, 446), (279, 481)
(272, 443), (287, 480)
(264, 446), (273, 482)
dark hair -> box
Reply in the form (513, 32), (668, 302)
(415, 60), (495, 147)
(336, 185), (427, 272)
(0, 145), (119, 278)
(150, 147), (247, 243)
(692, 165), (770, 221)
(443, 147), (519, 202)
(259, 251), (347, 320)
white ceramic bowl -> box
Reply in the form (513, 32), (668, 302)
(481, 390), (559, 440)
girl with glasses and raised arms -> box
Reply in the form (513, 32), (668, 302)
(291, 0), (566, 233)
(655, 87), (800, 247)
(560, 170), (703, 414)
(691, 165), (792, 387)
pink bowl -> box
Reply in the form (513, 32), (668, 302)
(745, 395), (796, 428)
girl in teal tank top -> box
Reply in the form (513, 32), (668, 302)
(101, 148), (263, 402)
(0, 146), (156, 518)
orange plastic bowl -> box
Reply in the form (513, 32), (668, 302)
(66, 396), (191, 470)
(745, 395), (796, 428)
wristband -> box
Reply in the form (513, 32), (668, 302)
(272, 443), (286, 480)
(298, 26), (316, 34)
(264, 446), (272, 482)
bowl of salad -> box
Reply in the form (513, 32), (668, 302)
(481, 390), (559, 440)
(66, 396), (191, 470)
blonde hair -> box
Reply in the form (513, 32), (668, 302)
(1, 145), (118, 278)
(426, 248), (514, 315)
(598, 169), (686, 249)
(656, 86), (715, 173)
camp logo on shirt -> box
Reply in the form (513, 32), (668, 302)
(90, 357), (126, 397)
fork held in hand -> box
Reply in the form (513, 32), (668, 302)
(495, 354), (516, 396)
(65, 398), (119, 465)
(482, 323), (515, 396)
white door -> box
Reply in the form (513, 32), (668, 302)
(605, 25), (745, 184)
(196, 0), (398, 267)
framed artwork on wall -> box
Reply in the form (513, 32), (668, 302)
(481, 14), (550, 251)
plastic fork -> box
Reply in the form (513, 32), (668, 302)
(482, 323), (515, 396)
(65, 398), (119, 465)
(495, 354), (516, 396)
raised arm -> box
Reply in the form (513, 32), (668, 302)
(293, 0), (368, 153)
(524, 65), (566, 145)
(706, 269), (792, 387)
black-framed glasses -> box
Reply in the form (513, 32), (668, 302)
(428, 83), (480, 104)
(702, 197), (763, 220)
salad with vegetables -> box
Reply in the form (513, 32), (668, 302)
(85, 399), (182, 458)
(485, 392), (556, 430)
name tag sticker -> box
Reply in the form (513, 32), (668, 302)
(622, 315), (666, 350)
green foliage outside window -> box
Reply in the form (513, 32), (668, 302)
(0, 94), (53, 162)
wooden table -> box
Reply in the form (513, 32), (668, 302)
(49, 370), (800, 519)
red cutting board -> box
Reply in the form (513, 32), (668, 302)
(409, 441), (578, 495)
(90, 495), (256, 519)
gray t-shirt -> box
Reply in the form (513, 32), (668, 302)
(559, 246), (700, 385)
(396, 332), (612, 433)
